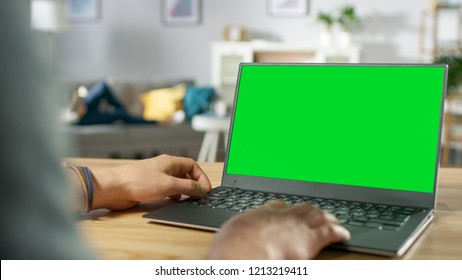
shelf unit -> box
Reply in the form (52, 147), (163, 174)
(211, 41), (361, 106)
(419, 1), (462, 62)
(420, 2), (462, 166)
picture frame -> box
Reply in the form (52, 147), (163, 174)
(267, 0), (309, 17)
(162, 0), (201, 26)
(66, 0), (100, 21)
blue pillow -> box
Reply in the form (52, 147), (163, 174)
(183, 86), (215, 120)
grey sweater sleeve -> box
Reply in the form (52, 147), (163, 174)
(0, 0), (92, 259)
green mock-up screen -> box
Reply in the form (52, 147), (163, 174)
(226, 64), (445, 193)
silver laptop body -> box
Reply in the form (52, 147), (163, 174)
(145, 63), (447, 257)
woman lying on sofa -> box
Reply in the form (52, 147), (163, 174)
(68, 80), (157, 125)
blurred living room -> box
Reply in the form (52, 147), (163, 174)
(33, 0), (462, 166)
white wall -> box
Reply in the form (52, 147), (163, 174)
(54, 0), (430, 85)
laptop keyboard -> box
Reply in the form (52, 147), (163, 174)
(189, 188), (419, 231)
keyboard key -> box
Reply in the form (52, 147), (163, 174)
(376, 205), (389, 211)
(379, 215), (394, 220)
(215, 202), (234, 209)
(383, 225), (400, 231)
(364, 222), (382, 229)
(235, 203), (249, 208)
(352, 216), (368, 222)
(205, 202), (219, 207)
(216, 190), (230, 195)
(229, 206), (246, 212)
(335, 210), (349, 215)
(351, 211), (365, 217)
(381, 211), (394, 217)
(336, 214), (350, 220)
(321, 204), (335, 210)
(250, 200), (264, 206)
(348, 221), (364, 226)
(366, 213), (379, 218)
(369, 218), (403, 227)
(394, 215), (410, 222)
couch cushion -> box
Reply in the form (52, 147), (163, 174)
(183, 86), (215, 120)
(140, 83), (186, 122)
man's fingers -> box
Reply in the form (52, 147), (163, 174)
(167, 156), (212, 192)
(315, 224), (351, 245)
(301, 224), (350, 259)
(306, 210), (340, 227)
(189, 162), (212, 191)
(169, 177), (210, 198)
(284, 204), (339, 227)
(168, 194), (182, 200)
(263, 200), (287, 209)
(323, 212), (340, 224)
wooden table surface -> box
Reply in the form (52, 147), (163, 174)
(68, 158), (462, 260)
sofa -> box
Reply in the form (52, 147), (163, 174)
(61, 78), (205, 159)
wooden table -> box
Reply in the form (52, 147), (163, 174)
(69, 158), (462, 260)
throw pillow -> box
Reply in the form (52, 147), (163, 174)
(140, 84), (186, 122)
(183, 86), (215, 120)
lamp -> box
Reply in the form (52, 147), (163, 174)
(31, 0), (68, 32)
(31, 0), (68, 65)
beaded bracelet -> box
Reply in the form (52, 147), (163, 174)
(67, 165), (94, 215)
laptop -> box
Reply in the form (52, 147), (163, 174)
(144, 63), (447, 257)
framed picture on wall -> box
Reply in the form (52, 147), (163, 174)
(162, 0), (201, 26)
(66, 0), (100, 21)
(267, 0), (309, 17)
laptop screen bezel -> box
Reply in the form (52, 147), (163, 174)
(221, 63), (447, 209)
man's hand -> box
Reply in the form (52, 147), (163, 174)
(91, 154), (212, 210)
(208, 200), (351, 259)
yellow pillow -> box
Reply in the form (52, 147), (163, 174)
(140, 84), (186, 121)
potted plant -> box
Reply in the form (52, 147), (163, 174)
(337, 5), (359, 47)
(317, 11), (334, 47)
(435, 54), (462, 94)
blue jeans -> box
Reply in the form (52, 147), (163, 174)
(77, 81), (157, 125)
